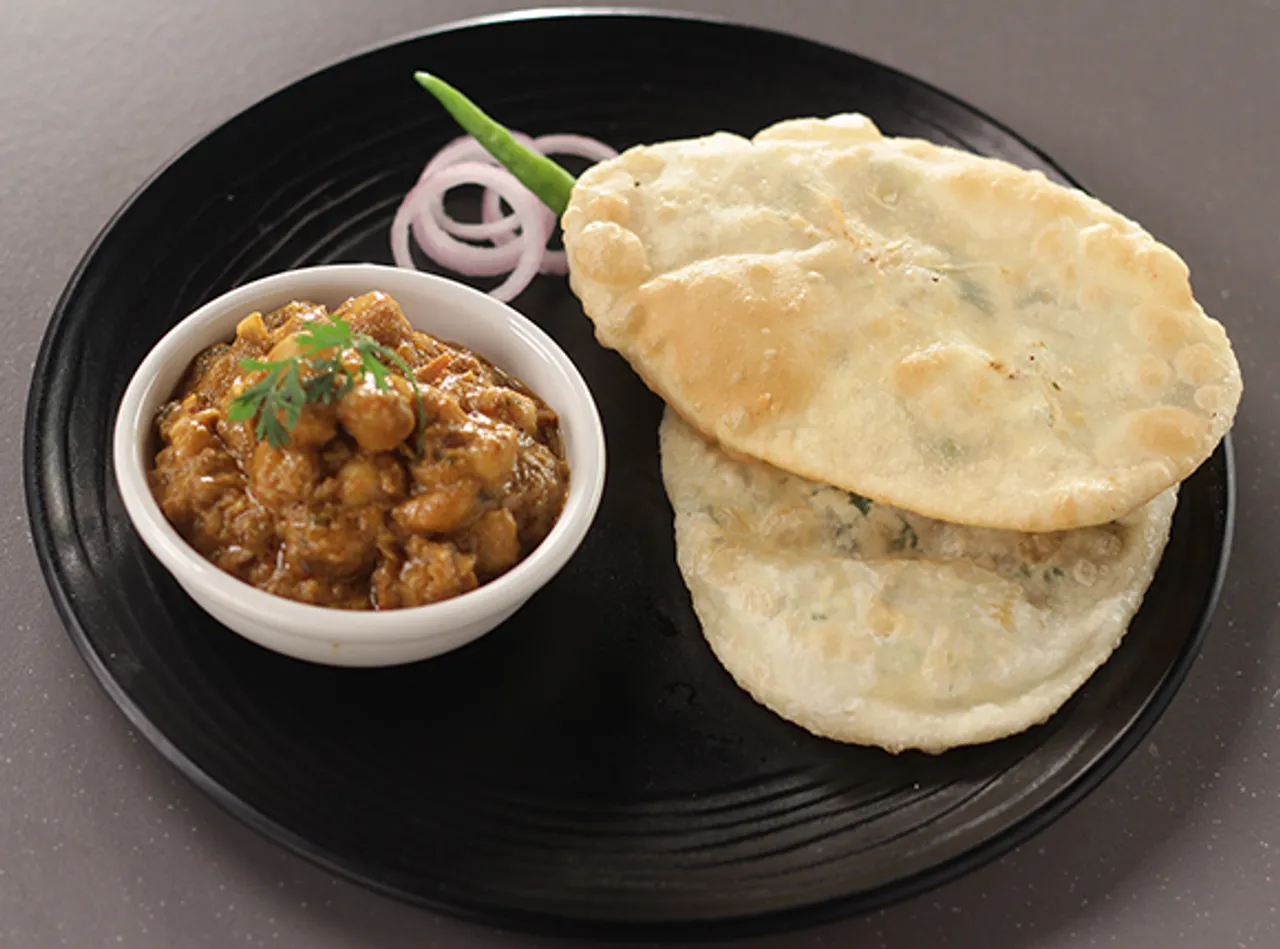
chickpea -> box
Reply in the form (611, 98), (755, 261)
(290, 402), (339, 448)
(468, 386), (539, 437)
(249, 442), (320, 510)
(461, 423), (519, 487)
(421, 384), (467, 426)
(375, 537), (477, 609)
(392, 479), (480, 535)
(337, 454), (408, 506)
(164, 411), (219, 459)
(279, 505), (381, 581)
(216, 414), (257, 469)
(470, 508), (521, 576)
(332, 291), (414, 348)
(265, 334), (305, 364)
(338, 374), (417, 451)
(418, 419), (518, 489)
(234, 311), (270, 347)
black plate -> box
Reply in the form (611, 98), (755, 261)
(23, 9), (1234, 940)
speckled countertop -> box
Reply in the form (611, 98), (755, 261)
(2, 1), (1277, 946)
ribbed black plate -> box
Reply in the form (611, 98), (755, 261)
(23, 9), (1234, 940)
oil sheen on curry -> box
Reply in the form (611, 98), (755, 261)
(149, 292), (569, 610)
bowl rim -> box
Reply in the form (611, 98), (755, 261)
(111, 263), (606, 642)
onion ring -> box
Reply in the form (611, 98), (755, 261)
(391, 132), (618, 300)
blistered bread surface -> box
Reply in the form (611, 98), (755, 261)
(659, 410), (1177, 753)
(565, 115), (1240, 531)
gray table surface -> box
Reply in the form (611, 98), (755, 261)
(3, 1), (1277, 946)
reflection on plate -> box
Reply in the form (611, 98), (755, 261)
(23, 10), (1233, 939)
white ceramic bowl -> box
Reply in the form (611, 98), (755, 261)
(113, 264), (606, 667)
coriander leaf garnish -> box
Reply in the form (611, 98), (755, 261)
(302, 364), (350, 405)
(296, 317), (355, 353)
(355, 340), (391, 389)
(277, 363), (307, 428)
(847, 492), (873, 516)
(366, 342), (427, 452)
(227, 359), (299, 448)
(227, 316), (427, 454)
(891, 519), (920, 552)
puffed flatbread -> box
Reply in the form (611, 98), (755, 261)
(659, 410), (1177, 753)
(565, 115), (1239, 531)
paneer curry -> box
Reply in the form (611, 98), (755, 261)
(149, 291), (569, 610)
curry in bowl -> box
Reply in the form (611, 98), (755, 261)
(148, 291), (569, 610)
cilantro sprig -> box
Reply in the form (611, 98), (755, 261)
(227, 316), (426, 452)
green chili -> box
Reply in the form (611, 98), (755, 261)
(413, 72), (577, 215)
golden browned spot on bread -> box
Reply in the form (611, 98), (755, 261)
(745, 261), (775, 298)
(947, 165), (995, 204)
(1174, 343), (1225, 387)
(813, 625), (847, 661)
(1132, 353), (1174, 398)
(753, 114), (883, 145)
(864, 314), (895, 339)
(1081, 226), (1138, 272)
(1079, 284), (1113, 310)
(1052, 492), (1080, 526)
(891, 342), (1013, 411)
(987, 596), (1017, 633)
(622, 147), (667, 184)
(1028, 186), (1091, 225)
(1129, 406), (1206, 458)
(1032, 224), (1065, 260)
(891, 344), (959, 398)
(583, 192), (631, 226)
(568, 221), (651, 287)
(655, 200), (681, 222)
(866, 600), (897, 638)
(1137, 245), (1192, 300)
(1194, 385), (1229, 414)
(631, 261), (836, 430)
(1130, 303), (1189, 352)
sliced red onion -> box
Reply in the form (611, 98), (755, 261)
(392, 131), (618, 300)
(422, 132), (538, 242)
(533, 134), (621, 163)
(418, 131), (537, 182)
(481, 183), (567, 276)
(538, 252), (569, 277)
(481, 187), (517, 248)
(395, 161), (551, 301)
(394, 171), (526, 277)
